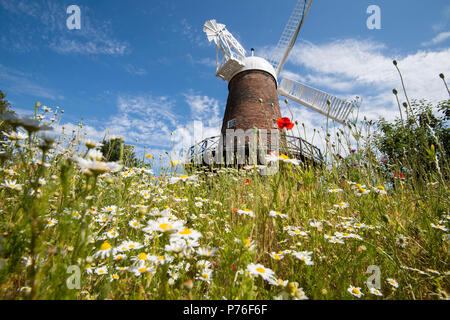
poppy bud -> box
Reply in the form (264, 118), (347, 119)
(439, 73), (445, 79)
(392, 89), (398, 95)
(258, 98), (263, 103)
(393, 60), (398, 66)
(402, 102), (408, 108)
(284, 99), (289, 104)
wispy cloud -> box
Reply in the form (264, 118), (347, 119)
(186, 54), (216, 68)
(0, 64), (64, 101)
(180, 19), (207, 47)
(0, 0), (129, 55)
(421, 31), (450, 46)
(123, 64), (148, 76)
(184, 92), (222, 127)
(265, 38), (450, 125)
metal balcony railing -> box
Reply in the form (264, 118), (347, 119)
(187, 134), (323, 165)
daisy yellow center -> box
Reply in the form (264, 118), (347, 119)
(288, 283), (296, 294)
(138, 267), (147, 273)
(112, 275), (119, 279)
(129, 244), (136, 249)
(273, 254), (280, 260)
(359, 188), (366, 193)
(377, 185), (385, 190)
(202, 273), (209, 279)
(100, 242), (112, 251)
(157, 256), (164, 260)
(98, 269), (105, 274)
(159, 223), (170, 231)
(133, 222), (139, 226)
(180, 175), (188, 179)
(256, 267), (266, 274)
(338, 203), (345, 206)
(352, 288), (360, 294)
(280, 154), (289, 160)
(138, 253), (147, 260)
(179, 228), (192, 235)
(356, 184), (362, 188)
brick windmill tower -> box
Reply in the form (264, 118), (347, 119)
(189, 0), (355, 164)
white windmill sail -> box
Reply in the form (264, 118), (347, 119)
(203, 19), (247, 81)
(268, 0), (314, 77)
(270, 0), (355, 125)
(278, 78), (354, 125)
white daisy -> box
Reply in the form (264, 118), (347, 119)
(246, 263), (276, 282)
(348, 285), (363, 298)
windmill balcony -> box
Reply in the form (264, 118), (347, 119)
(186, 134), (323, 166)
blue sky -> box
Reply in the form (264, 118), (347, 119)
(1, 0), (449, 159)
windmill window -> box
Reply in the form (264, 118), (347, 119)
(227, 119), (236, 129)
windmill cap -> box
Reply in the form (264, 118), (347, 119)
(230, 56), (277, 84)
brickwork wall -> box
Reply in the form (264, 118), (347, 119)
(221, 70), (282, 135)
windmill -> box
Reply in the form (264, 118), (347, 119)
(189, 0), (355, 164)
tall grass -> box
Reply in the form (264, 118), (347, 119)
(0, 83), (449, 300)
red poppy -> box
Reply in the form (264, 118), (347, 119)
(244, 179), (250, 185)
(231, 208), (239, 212)
(394, 173), (405, 178)
(277, 117), (295, 130)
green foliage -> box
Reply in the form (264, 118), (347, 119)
(374, 99), (449, 177)
(0, 90), (17, 141)
(100, 137), (139, 167)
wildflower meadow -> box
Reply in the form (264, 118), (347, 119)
(0, 71), (449, 301)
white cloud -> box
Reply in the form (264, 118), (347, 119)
(50, 92), (225, 162)
(0, 0), (129, 55)
(421, 31), (450, 46)
(186, 54), (216, 68)
(180, 19), (207, 48)
(184, 93), (222, 127)
(271, 39), (450, 125)
(124, 64), (148, 76)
